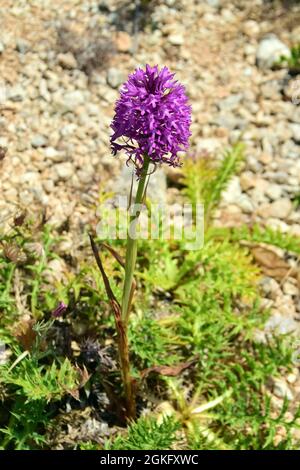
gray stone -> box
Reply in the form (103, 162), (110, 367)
(280, 140), (299, 160)
(259, 276), (280, 298)
(256, 35), (290, 69)
(86, 103), (100, 116)
(258, 198), (293, 219)
(31, 135), (48, 148)
(0, 341), (11, 365)
(270, 198), (293, 218)
(247, 155), (263, 173)
(271, 171), (290, 184)
(265, 312), (297, 335)
(62, 90), (85, 111)
(60, 123), (77, 137)
(237, 195), (255, 214)
(196, 138), (222, 154)
(39, 79), (51, 101)
(218, 94), (242, 112)
(77, 165), (95, 184)
(16, 38), (30, 54)
(205, 0), (220, 7)
(54, 162), (74, 180)
(260, 80), (282, 99)
(215, 113), (247, 130)
(107, 68), (125, 89)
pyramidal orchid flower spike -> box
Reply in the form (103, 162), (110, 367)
(110, 64), (191, 176)
(92, 65), (191, 420)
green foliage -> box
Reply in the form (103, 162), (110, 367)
(129, 310), (179, 369)
(214, 341), (300, 450)
(26, 225), (58, 316)
(173, 244), (263, 389)
(181, 143), (245, 224)
(0, 400), (49, 450)
(293, 192), (300, 210)
(278, 44), (300, 72)
(0, 262), (16, 323)
(0, 311), (80, 449)
(1, 143), (300, 450)
(0, 222), (58, 324)
(79, 441), (100, 450)
(107, 416), (180, 450)
(1, 355), (79, 402)
(214, 224), (300, 255)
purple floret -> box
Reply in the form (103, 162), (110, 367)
(52, 301), (67, 318)
(110, 64), (192, 176)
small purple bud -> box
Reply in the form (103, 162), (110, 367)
(52, 301), (67, 318)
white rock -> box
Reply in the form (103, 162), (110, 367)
(196, 138), (222, 154)
(290, 123), (300, 143)
(20, 171), (40, 184)
(243, 20), (260, 37)
(57, 52), (77, 69)
(222, 177), (242, 204)
(240, 172), (256, 191)
(272, 378), (293, 400)
(168, 34), (184, 46)
(265, 183), (283, 200)
(265, 218), (289, 232)
(290, 224), (300, 237)
(43, 147), (64, 163)
(31, 134), (48, 148)
(62, 90), (85, 111)
(256, 35), (290, 69)
(286, 371), (298, 384)
(283, 281), (298, 297)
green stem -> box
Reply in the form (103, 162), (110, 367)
(119, 155), (150, 420)
(121, 155), (150, 323)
